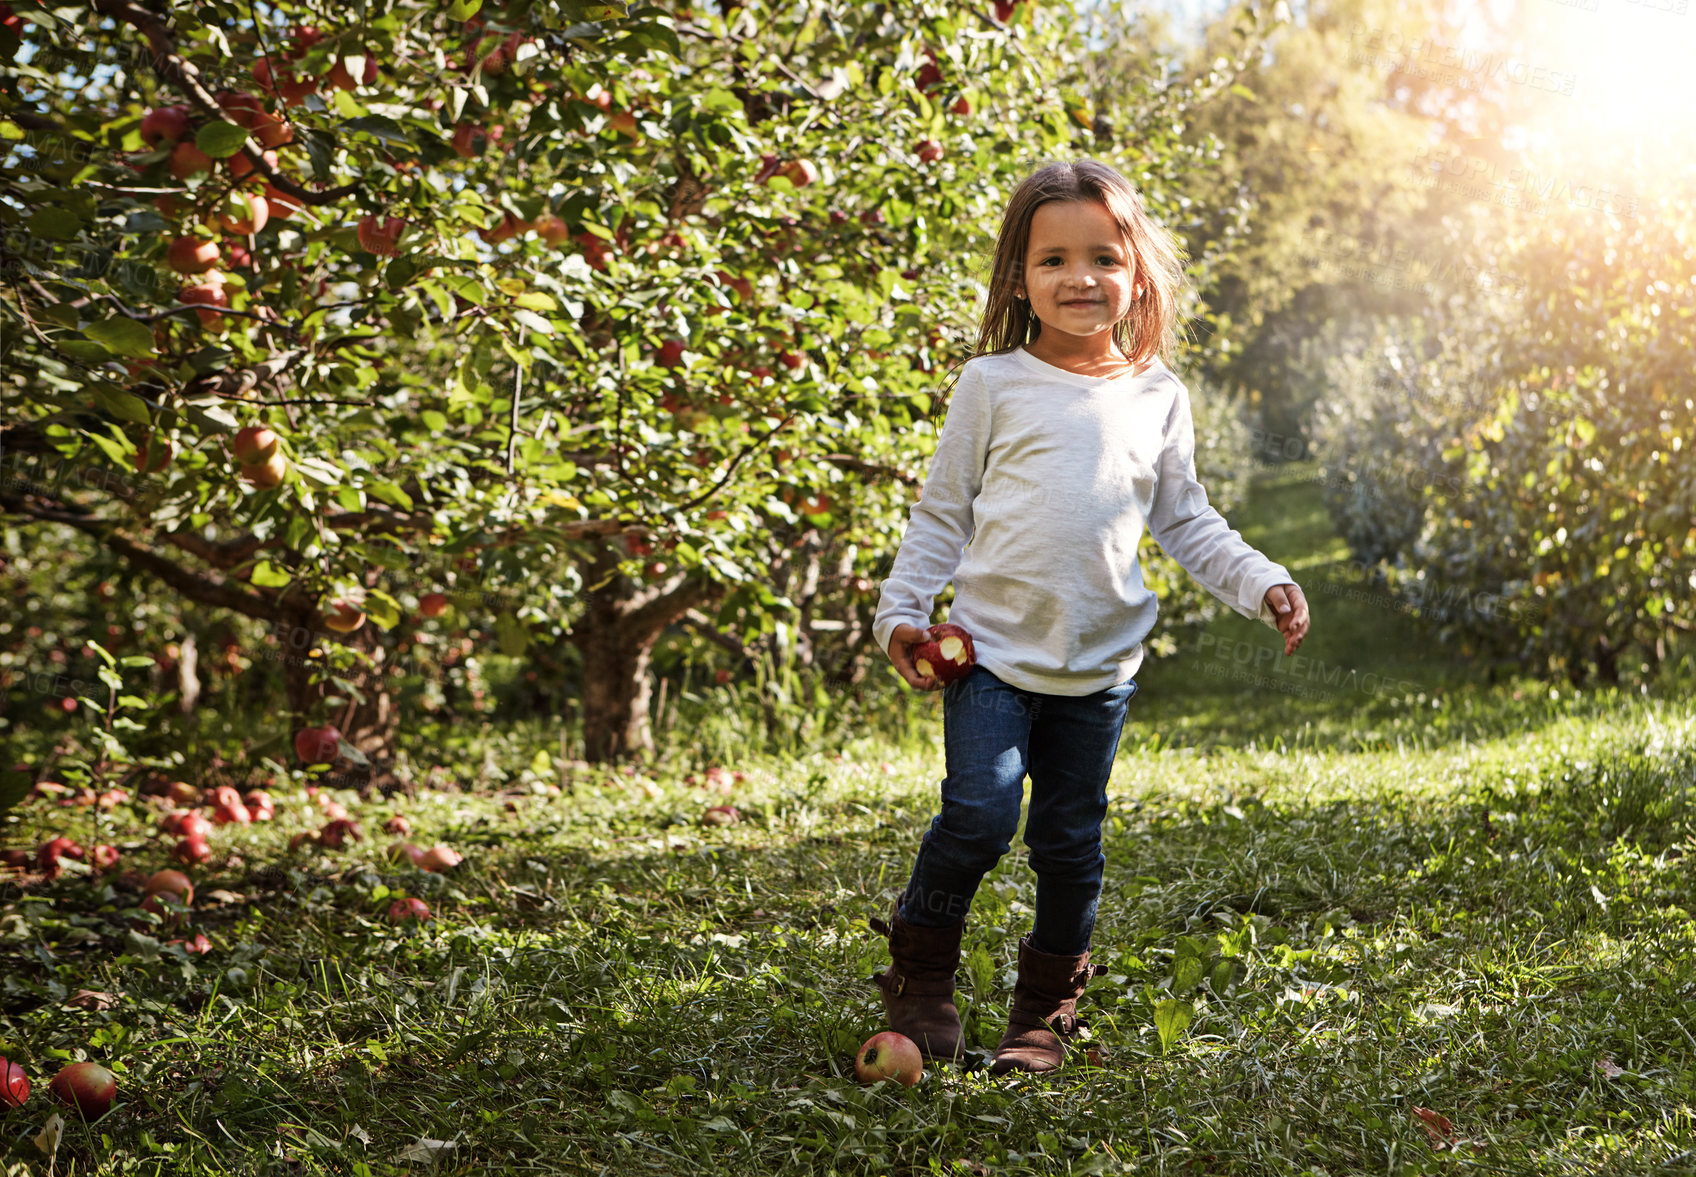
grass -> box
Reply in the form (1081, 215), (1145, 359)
(3, 461), (1693, 1175)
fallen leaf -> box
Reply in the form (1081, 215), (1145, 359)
(1412, 1105), (1455, 1150)
(396, 1137), (458, 1164)
(67, 989), (119, 1010)
(34, 1112), (64, 1160)
(1597, 1057), (1625, 1079)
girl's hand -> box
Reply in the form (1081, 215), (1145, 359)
(888, 623), (942, 691)
(1265, 583), (1310, 656)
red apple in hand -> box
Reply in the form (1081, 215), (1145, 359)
(911, 623), (976, 684)
(49, 1062), (116, 1119)
(854, 1031), (923, 1086)
(0, 1057), (28, 1109)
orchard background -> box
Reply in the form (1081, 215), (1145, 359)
(2, 0), (1693, 1173)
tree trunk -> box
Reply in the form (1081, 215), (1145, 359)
(571, 543), (722, 763)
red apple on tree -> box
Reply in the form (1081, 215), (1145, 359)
(534, 213), (571, 246)
(777, 159), (820, 187)
(216, 190), (269, 236)
(48, 1062), (116, 1120)
(262, 183), (305, 221)
(166, 235), (220, 275)
(133, 432), (172, 474)
(916, 139), (945, 164)
(321, 599), (366, 633)
(140, 104), (192, 148)
(232, 426), (280, 465)
(357, 215), (407, 257)
(657, 339), (687, 368)
(994, 0), (1017, 19)
(179, 278), (229, 332)
(855, 1032), (923, 1086)
(294, 724), (342, 764)
(911, 623), (976, 684)
(168, 139), (211, 179)
(226, 147), (279, 181)
(0, 1057), (28, 1110)
(419, 593), (449, 618)
(326, 55), (379, 91)
(240, 450), (288, 487)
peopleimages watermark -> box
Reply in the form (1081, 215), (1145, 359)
(1408, 149), (1641, 221)
(1316, 565), (1546, 626)
(1297, 229), (1528, 298)
(1193, 633), (1424, 701)
(1344, 26), (1579, 96)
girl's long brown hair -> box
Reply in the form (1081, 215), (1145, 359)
(939, 159), (1193, 408)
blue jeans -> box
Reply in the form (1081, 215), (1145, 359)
(898, 665), (1138, 956)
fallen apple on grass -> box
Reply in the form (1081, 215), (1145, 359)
(318, 818), (361, 849)
(48, 1061), (116, 1120)
(911, 623), (976, 684)
(701, 805), (742, 827)
(144, 868), (194, 905)
(386, 840), (426, 866)
(36, 836), (85, 876)
(417, 844), (462, 872)
(173, 835), (212, 865)
(387, 897), (431, 923)
(1, 1057), (28, 1108)
(854, 1031), (923, 1087)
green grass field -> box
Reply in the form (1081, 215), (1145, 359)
(4, 461), (1693, 1175)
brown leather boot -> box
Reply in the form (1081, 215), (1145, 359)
(868, 906), (966, 1063)
(989, 936), (1102, 1075)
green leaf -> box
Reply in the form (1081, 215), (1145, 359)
(495, 610), (530, 656)
(1153, 998), (1193, 1055)
(250, 561), (293, 588)
(84, 318), (156, 358)
(27, 206), (82, 240)
(195, 120), (252, 159)
(343, 115), (411, 146)
(512, 309), (554, 335)
(367, 482), (414, 510)
(446, 0), (483, 19)
(92, 385), (152, 425)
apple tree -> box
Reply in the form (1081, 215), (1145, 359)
(1, 0), (1286, 768)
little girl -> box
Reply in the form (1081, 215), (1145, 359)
(869, 159), (1310, 1075)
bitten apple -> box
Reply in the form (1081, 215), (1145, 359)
(854, 1031), (923, 1086)
(910, 623), (976, 684)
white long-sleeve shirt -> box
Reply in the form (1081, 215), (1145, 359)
(871, 345), (1295, 696)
